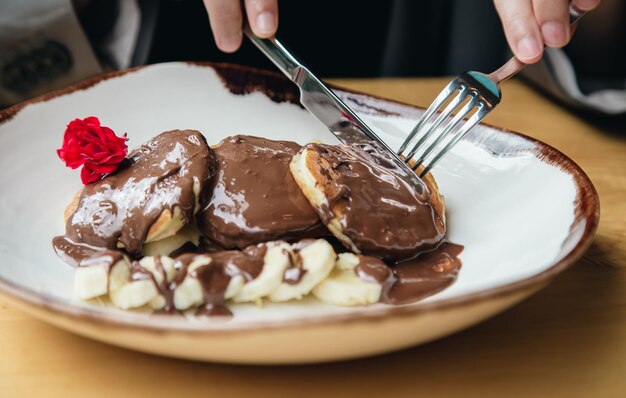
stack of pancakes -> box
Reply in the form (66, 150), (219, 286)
(56, 131), (449, 312)
(60, 132), (445, 261)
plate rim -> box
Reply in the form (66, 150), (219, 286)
(0, 61), (600, 333)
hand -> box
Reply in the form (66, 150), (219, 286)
(203, 0), (278, 53)
(493, 0), (602, 64)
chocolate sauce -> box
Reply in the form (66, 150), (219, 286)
(282, 239), (314, 284)
(354, 256), (393, 285)
(149, 256), (177, 313)
(196, 303), (234, 318)
(283, 267), (305, 285)
(353, 242), (463, 304)
(159, 245), (268, 316)
(52, 236), (105, 267)
(197, 236), (226, 253)
(305, 143), (445, 259)
(198, 135), (324, 249)
(78, 249), (125, 268)
(382, 242), (463, 304)
(169, 241), (198, 257)
(56, 130), (214, 261)
(211, 245), (268, 281)
(192, 259), (233, 316)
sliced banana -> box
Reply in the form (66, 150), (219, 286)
(268, 239), (336, 302)
(312, 253), (383, 306)
(74, 264), (109, 300)
(108, 256), (179, 311)
(232, 242), (292, 303)
(135, 256), (177, 310)
(74, 254), (130, 300)
(74, 239), (388, 312)
(138, 255), (176, 285)
(172, 255), (245, 311)
(109, 279), (159, 310)
(172, 255), (209, 311)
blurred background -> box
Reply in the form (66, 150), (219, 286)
(1, 0), (624, 119)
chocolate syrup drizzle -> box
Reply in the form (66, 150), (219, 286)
(282, 240), (313, 285)
(353, 242), (463, 304)
(176, 246), (268, 317)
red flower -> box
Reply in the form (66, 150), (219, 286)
(57, 116), (128, 184)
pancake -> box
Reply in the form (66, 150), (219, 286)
(54, 129), (215, 263)
(289, 142), (445, 259)
(197, 135), (323, 249)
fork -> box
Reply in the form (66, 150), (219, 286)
(399, 3), (587, 177)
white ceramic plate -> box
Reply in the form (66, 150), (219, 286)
(0, 63), (598, 364)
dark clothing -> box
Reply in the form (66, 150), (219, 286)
(2, 0), (625, 117)
(144, 0), (510, 77)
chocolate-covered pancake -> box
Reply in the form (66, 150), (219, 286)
(55, 129), (215, 261)
(197, 135), (323, 249)
(290, 142), (445, 259)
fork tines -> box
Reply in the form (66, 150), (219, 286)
(398, 73), (496, 177)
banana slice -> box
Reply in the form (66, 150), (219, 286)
(172, 255), (245, 311)
(268, 239), (336, 302)
(172, 255), (209, 311)
(312, 253), (385, 306)
(109, 257), (163, 310)
(134, 256), (177, 310)
(75, 240), (388, 313)
(74, 252), (131, 300)
(232, 242), (292, 303)
(74, 265), (109, 301)
(109, 278), (159, 310)
(138, 256), (177, 285)
(108, 256), (180, 310)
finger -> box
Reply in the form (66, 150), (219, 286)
(203, 0), (243, 53)
(574, 0), (602, 11)
(244, 0), (278, 38)
(494, 0), (543, 64)
(533, 0), (570, 47)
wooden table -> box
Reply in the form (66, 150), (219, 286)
(1, 78), (624, 397)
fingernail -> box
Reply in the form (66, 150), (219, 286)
(517, 36), (542, 61)
(541, 22), (568, 47)
(255, 11), (276, 35)
(217, 33), (241, 53)
(576, 0), (598, 10)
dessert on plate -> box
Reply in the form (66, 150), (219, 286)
(53, 118), (462, 317)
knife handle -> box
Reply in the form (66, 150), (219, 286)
(244, 28), (301, 79)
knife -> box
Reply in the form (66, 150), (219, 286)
(245, 31), (429, 193)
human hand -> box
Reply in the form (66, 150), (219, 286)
(493, 0), (602, 64)
(203, 0), (278, 53)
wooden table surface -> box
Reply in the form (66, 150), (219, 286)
(1, 77), (624, 397)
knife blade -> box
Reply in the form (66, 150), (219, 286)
(245, 31), (428, 194)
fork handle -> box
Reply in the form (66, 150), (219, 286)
(489, 3), (587, 83)
(244, 28), (301, 79)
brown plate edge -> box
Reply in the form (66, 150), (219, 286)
(0, 61), (600, 334)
